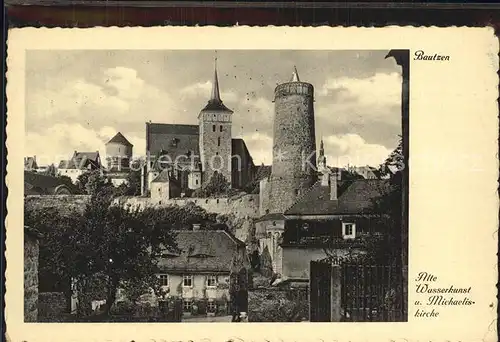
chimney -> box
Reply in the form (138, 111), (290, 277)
(330, 172), (338, 200)
(192, 223), (201, 231)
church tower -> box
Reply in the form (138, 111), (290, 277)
(198, 57), (233, 186)
(317, 138), (327, 173)
(269, 66), (317, 213)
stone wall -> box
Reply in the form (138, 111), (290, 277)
(270, 82), (317, 214)
(38, 292), (69, 322)
(24, 228), (40, 322)
(25, 195), (90, 215)
(117, 194), (260, 243)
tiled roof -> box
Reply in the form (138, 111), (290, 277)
(255, 213), (285, 223)
(231, 138), (254, 167)
(147, 123), (200, 162)
(285, 179), (394, 216)
(157, 230), (245, 273)
(74, 151), (100, 163)
(152, 170), (172, 183)
(24, 157), (38, 170)
(107, 132), (133, 147)
(200, 100), (233, 113)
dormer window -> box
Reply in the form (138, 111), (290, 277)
(342, 222), (356, 240)
(171, 138), (179, 147)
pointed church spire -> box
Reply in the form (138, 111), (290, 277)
(290, 65), (301, 82)
(318, 138), (327, 170)
(210, 55), (221, 103)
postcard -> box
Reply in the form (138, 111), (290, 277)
(6, 27), (498, 341)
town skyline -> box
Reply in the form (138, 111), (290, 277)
(25, 50), (402, 168)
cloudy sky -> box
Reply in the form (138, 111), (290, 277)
(25, 50), (402, 167)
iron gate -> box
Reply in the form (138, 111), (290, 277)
(309, 261), (332, 322)
(341, 264), (404, 322)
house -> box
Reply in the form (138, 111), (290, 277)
(155, 228), (251, 317)
(57, 151), (102, 183)
(349, 165), (382, 179)
(150, 169), (182, 203)
(260, 168), (394, 285)
(24, 171), (74, 195)
(24, 156), (38, 171)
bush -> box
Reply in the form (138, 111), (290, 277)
(110, 301), (135, 315)
(249, 290), (308, 322)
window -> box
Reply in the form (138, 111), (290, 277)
(207, 300), (217, 313)
(206, 275), (217, 288)
(158, 274), (169, 286)
(342, 222), (356, 240)
(217, 137), (221, 146)
(195, 179), (199, 185)
(216, 152), (219, 156)
(183, 275), (193, 287)
(183, 299), (193, 312)
(220, 125), (223, 132)
(212, 125), (216, 132)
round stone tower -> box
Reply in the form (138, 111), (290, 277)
(269, 67), (317, 213)
(105, 132), (133, 172)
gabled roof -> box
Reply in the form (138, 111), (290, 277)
(106, 132), (133, 147)
(146, 123), (200, 162)
(151, 170), (172, 183)
(24, 157), (38, 170)
(285, 179), (394, 216)
(157, 230), (246, 273)
(74, 151), (100, 163)
(231, 138), (254, 167)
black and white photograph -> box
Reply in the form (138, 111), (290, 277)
(23, 48), (408, 323)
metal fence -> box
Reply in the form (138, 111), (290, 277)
(341, 264), (404, 322)
(309, 260), (405, 322)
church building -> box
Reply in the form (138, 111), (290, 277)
(142, 59), (255, 197)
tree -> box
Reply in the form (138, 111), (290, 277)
(379, 136), (404, 177)
(198, 172), (230, 197)
(24, 195), (220, 320)
(44, 164), (57, 177)
(76, 171), (91, 194)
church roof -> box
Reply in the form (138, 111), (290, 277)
(146, 123), (200, 163)
(106, 132), (133, 147)
(200, 57), (233, 113)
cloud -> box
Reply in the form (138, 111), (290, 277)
(25, 123), (144, 166)
(26, 67), (182, 131)
(319, 72), (401, 108)
(240, 131), (273, 165)
(323, 133), (391, 168)
(179, 80), (238, 103)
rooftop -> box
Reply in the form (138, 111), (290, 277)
(157, 230), (246, 273)
(285, 179), (394, 216)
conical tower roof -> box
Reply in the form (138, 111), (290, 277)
(106, 132), (133, 147)
(290, 66), (301, 82)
